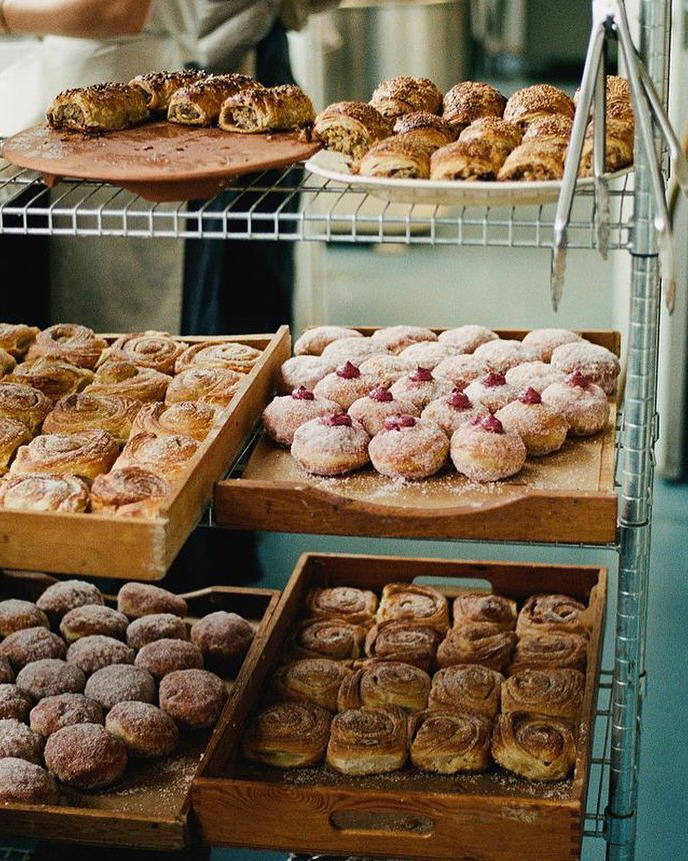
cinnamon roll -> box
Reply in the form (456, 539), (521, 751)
(442, 82), (506, 131)
(0, 324), (40, 359)
(516, 594), (590, 639)
(409, 709), (492, 773)
(497, 141), (566, 181)
(26, 324), (107, 370)
(168, 73), (261, 126)
(242, 701), (331, 767)
(337, 661), (430, 712)
(271, 658), (353, 712)
(90, 467), (171, 518)
(10, 430), (119, 482)
(453, 592), (517, 630)
(175, 341), (262, 375)
(165, 367), (243, 409)
(501, 668), (585, 721)
(219, 84), (315, 133)
(304, 586), (378, 626)
(377, 583), (449, 632)
(436, 623), (516, 673)
(370, 76), (443, 120)
(492, 711), (577, 781)
(284, 618), (367, 662)
(0, 349), (16, 376)
(359, 134), (433, 179)
(0, 382), (52, 433)
(129, 70), (208, 112)
(113, 432), (199, 482)
(393, 111), (457, 148)
(98, 332), (187, 375)
(510, 632), (588, 674)
(364, 621), (442, 672)
(43, 393), (141, 444)
(85, 360), (171, 403)
(6, 359), (94, 404)
(0, 418), (31, 475)
(312, 102), (393, 162)
(428, 664), (504, 718)
(430, 139), (507, 181)
(0, 474), (90, 513)
(130, 400), (217, 442)
(327, 705), (408, 775)
(503, 84), (575, 130)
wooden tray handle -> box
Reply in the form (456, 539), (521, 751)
(329, 807), (435, 838)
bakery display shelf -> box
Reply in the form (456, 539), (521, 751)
(0, 569), (281, 850)
(0, 326), (291, 581)
(191, 552), (607, 861)
(0, 159), (634, 249)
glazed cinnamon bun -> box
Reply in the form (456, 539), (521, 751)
(0, 474), (90, 513)
(337, 660), (431, 712)
(0, 382), (52, 433)
(453, 592), (517, 630)
(26, 324), (107, 370)
(242, 701), (331, 767)
(304, 586), (378, 626)
(516, 594), (590, 639)
(409, 709), (492, 773)
(510, 632), (588, 674)
(327, 705), (408, 774)
(0, 418), (31, 475)
(90, 467), (171, 518)
(501, 668), (585, 721)
(284, 618), (367, 662)
(113, 432), (199, 482)
(165, 367), (243, 409)
(175, 341), (262, 375)
(0, 324), (40, 359)
(492, 711), (577, 780)
(364, 620), (442, 672)
(436, 623), (516, 673)
(377, 583), (449, 632)
(129, 401), (217, 442)
(85, 360), (171, 403)
(271, 658), (353, 712)
(98, 332), (187, 375)
(10, 430), (119, 483)
(43, 393), (141, 444)
(428, 664), (504, 718)
(6, 359), (94, 404)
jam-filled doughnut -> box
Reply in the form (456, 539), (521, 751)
(398, 341), (458, 369)
(369, 415), (449, 480)
(0, 684), (31, 721)
(313, 362), (376, 409)
(473, 339), (535, 374)
(541, 372), (609, 436)
(126, 613), (188, 650)
(190, 612), (254, 663)
(106, 701), (179, 758)
(437, 324), (498, 353)
(389, 367), (453, 409)
(66, 636), (135, 675)
(134, 638), (203, 679)
(0, 627), (66, 671)
(0, 757), (58, 803)
(291, 413), (370, 476)
(44, 723), (127, 789)
(496, 388), (568, 456)
(421, 388), (488, 436)
(464, 371), (518, 413)
(432, 354), (486, 389)
(117, 582), (188, 620)
(550, 342), (620, 395)
(450, 415), (527, 482)
(36, 580), (104, 622)
(348, 386), (420, 436)
(0, 599), (49, 637)
(277, 355), (336, 395)
(320, 337), (390, 366)
(358, 354), (416, 387)
(16, 659), (86, 700)
(30, 693), (103, 737)
(370, 325), (437, 354)
(262, 387), (341, 446)
(294, 326), (363, 356)
(521, 328), (583, 362)
(60, 606), (129, 644)
(84, 664), (156, 711)
(505, 361), (565, 394)
(158, 668), (228, 729)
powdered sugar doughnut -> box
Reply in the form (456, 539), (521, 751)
(0, 684), (31, 721)
(126, 614), (188, 650)
(550, 342), (620, 395)
(30, 693), (103, 736)
(16, 659), (85, 700)
(134, 638), (203, 679)
(473, 339), (535, 374)
(60, 606), (129, 644)
(158, 668), (228, 729)
(521, 328), (583, 362)
(505, 361), (566, 394)
(262, 388), (342, 446)
(358, 354), (416, 386)
(36, 580), (104, 622)
(0, 757), (58, 803)
(432, 354), (486, 389)
(421, 388), (488, 436)
(44, 723), (127, 789)
(294, 326), (363, 356)
(541, 373), (609, 436)
(371, 326), (437, 354)
(348, 387), (420, 436)
(0, 627), (66, 671)
(84, 664), (156, 711)
(117, 583), (188, 620)
(437, 325), (498, 353)
(369, 415), (449, 480)
(0, 719), (43, 763)
(496, 388), (568, 456)
(313, 362), (376, 409)
(389, 368), (453, 409)
(67, 636), (134, 675)
(450, 415), (527, 482)
(106, 701), (178, 758)
(321, 337), (390, 365)
(291, 413), (370, 476)
(0, 658), (14, 685)
(464, 372), (518, 413)
(398, 342), (458, 369)
(190, 612), (254, 663)
(277, 355), (336, 395)
(0, 600), (49, 637)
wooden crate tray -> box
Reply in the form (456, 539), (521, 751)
(192, 552), (607, 861)
(0, 570), (280, 849)
(0, 326), (291, 580)
(214, 328), (620, 545)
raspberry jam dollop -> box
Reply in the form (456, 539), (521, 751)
(481, 371), (506, 388)
(519, 387), (542, 405)
(369, 386), (394, 402)
(336, 361), (361, 379)
(383, 415), (417, 431)
(566, 371), (592, 389)
(324, 413), (352, 427)
(409, 367), (433, 383)
(480, 415), (505, 434)
(446, 389), (471, 410)
(291, 386), (315, 401)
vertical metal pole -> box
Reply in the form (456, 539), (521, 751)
(606, 2), (668, 860)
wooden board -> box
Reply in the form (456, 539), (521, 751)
(214, 328), (620, 545)
(0, 570), (280, 849)
(0, 327), (291, 581)
(2, 123), (321, 202)
(192, 552), (607, 861)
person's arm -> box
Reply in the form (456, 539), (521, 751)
(1, 0), (155, 38)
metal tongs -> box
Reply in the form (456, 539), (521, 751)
(551, 0), (688, 312)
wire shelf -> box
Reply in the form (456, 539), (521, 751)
(0, 160), (635, 248)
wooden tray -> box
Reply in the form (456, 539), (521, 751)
(2, 123), (321, 202)
(214, 328), (620, 545)
(192, 552), (607, 861)
(0, 570), (281, 849)
(0, 327), (291, 581)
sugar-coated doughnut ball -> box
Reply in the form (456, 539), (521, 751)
(16, 659), (85, 700)
(117, 583), (187, 620)
(0, 627), (66, 670)
(60, 605), (129, 643)
(450, 415), (527, 482)
(84, 664), (156, 711)
(159, 669), (227, 729)
(191, 612), (254, 663)
(30, 693), (103, 737)
(0, 718), (44, 763)
(106, 702), (179, 758)
(126, 613), (188, 650)
(66, 635), (134, 675)
(36, 580), (103, 621)
(0, 757), (58, 804)
(0, 684), (32, 721)
(134, 638), (203, 679)
(44, 723), (127, 789)
(0, 599), (49, 637)
(0, 657), (14, 684)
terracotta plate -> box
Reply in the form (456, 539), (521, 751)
(2, 122), (321, 202)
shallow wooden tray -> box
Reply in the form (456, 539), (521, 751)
(0, 327), (291, 580)
(214, 328), (620, 545)
(192, 552), (607, 861)
(2, 123), (320, 202)
(0, 570), (281, 849)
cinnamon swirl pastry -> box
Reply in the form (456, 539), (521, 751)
(0, 418), (31, 475)
(428, 664), (504, 718)
(359, 134), (433, 179)
(364, 621), (442, 672)
(90, 467), (170, 518)
(10, 430), (119, 482)
(175, 341), (262, 375)
(377, 583), (449, 632)
(442, 82), (506, 131)
(6, 359), (94, 404)
(129, 70), (208, 112)
(436, 623), (516, 673)
(410, 709), (492, 773)
(0, 474), (90, 513)
(0, 324), (40, 359)
(370, 76), (443, 120)
(0, 349), (16, 376)
(304, 586), (378, 626)
(219, 84), (315, 133)
(313, 102), (393, 162)
(497, 140), (566, 181)
(85, 360), (171, 403)
(327, 705), (408, 775)
(271, 659), (353, 712)
(430, 139), (506, 181)
(393, 111), (457, 148)
(43, 393), (141, 444)
(98, 332), (187, 375)
(26, 324), (107, 370)
(510, 632), (588, 674)
(168, 73), (261, 126)
(242, 701), (331, 767)
(47, 83), (149, 132)
(501, 668), (585, 721)
(0, 382), (52, 432)
(337, 661), (431, 712)
(130, 400), (216, 442)
(166, 367), (243, 409)
(503, 84), (575, 130)
(284, 618), (367, 662)
(492, 711), (577, 781)
(114, 432), (199, 482)
(453, 592), (517, 630)
(516, 594), (590, 639)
